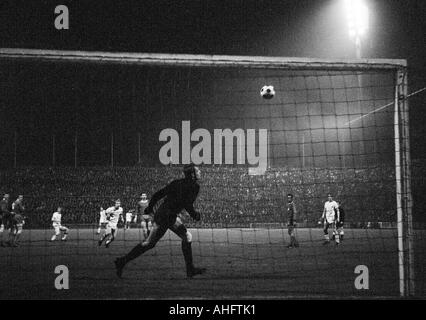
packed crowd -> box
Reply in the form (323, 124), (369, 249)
(0, 163), (423, 228)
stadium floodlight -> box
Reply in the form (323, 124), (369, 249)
(344, 0), (369, 58)
(345, 0), (369, 39)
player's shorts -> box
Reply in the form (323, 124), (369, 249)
(142, 214), (152, 221)
(106, 222), (118, 234)
(325, 214), (336, 224)
(126, 217), (132, 223)
(53, 223), (68, 235)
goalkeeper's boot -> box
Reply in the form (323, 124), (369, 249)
(187, 266), (206, 278)
(114, 258), (125, 278)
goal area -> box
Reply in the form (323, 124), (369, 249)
(0, 48), (423, 299)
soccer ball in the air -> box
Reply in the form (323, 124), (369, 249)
(260, 85), (275, 99)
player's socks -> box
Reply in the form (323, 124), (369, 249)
(114, 258), (125, 278)
(182, 241), (194, 270)
(105, 238), (114, 248)
(119, 244), (148, 265)
(51, 235), (57, 241)
(96, 227), (101, 234)
(181, 241), (205, 278)
(15, 233), (21, 245)
(335, 234), (340, 244)
(99, 234), (108, 246)
(323, 234), (330, 245)
(292, 236), (299, 247)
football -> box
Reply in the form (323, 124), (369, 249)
(260, 85), (275, 99)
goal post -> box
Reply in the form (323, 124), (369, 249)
(0, 48), (419, 298)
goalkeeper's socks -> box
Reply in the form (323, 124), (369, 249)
(123, 243), (146, 264)
(182, 242), (193, 266)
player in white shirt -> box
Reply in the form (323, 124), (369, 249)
(51, 207), (69, 241)
(98, 199), (123, 248)
(125, 210), (134, 230)
(320, 194), (340, 245)
(97, 206), (108, 234)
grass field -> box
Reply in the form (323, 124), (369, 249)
(0, 227), (424, 299)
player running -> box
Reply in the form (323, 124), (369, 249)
(114, 164), (205, 279)
(51, 207), (69, 241)
(137, 193), (152, 239)
(0, 194), (11, 247)
(99, 199), (123, 248)
(286, 193), (299, 248)
(8, 211), (25, 247)
(320, 193), (340, 245)
(7, 195), (25, 247)
(97, 206), (108, 235)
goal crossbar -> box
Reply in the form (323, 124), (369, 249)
(0, 48), (407, 71)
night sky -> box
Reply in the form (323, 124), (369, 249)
(0, 0), (425, 159)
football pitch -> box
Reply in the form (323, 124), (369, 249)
(0, 227), (424, 299)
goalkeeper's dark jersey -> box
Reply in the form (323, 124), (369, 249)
(147, 177), (200, 227)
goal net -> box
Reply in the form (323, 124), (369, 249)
(0, 48), (423, 299)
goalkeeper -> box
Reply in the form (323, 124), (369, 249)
(114, 163), (206, 278)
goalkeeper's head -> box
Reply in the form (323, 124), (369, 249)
(183, 163), (200, 181)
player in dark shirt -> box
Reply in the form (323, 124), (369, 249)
(8, 212), (25, 247)
(7, 195), (25, 247)
(333, 201), (345, 241)
(0, 194), (11, 247)
(137, 193), (151, 239)
(286, 194), (299, 248)
(114, 164), (206, 278)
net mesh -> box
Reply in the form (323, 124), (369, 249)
(0, 53), (424, 299)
